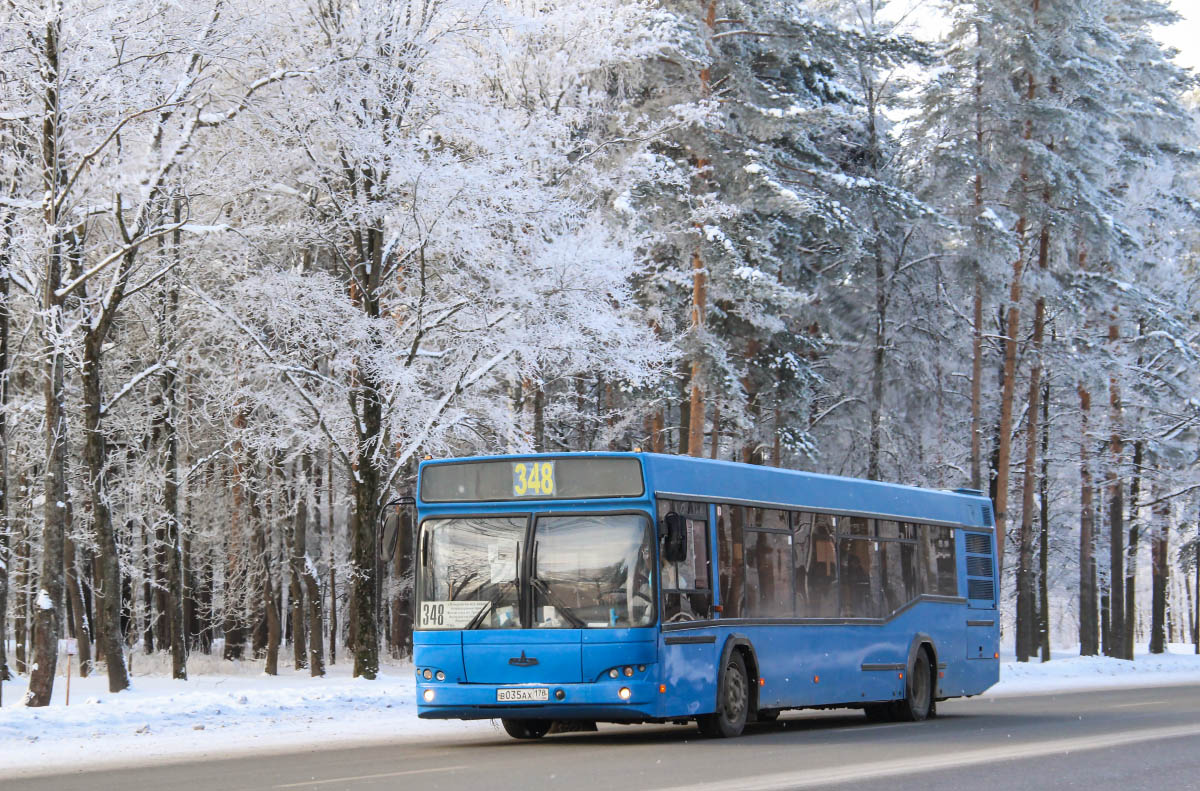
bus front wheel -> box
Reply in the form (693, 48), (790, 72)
(501, 718), (553, 739)
(698, 651), (749, 738)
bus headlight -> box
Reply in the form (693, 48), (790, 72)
(423, 689), (435, 703)
(623, 666), (634, 677)
(618, 687), (632, 700)
(422, 669), (433, 680)
(609, 668), (619, 679)
(436, 671), (446, 681)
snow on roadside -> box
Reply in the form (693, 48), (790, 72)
(1, 643), (1199, 776)
(0, 655), (495, 776)
(989, 643), (1200, 697)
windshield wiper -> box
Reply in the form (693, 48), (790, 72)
(529, 576), (586, 628)
(464, 602), (493, 630)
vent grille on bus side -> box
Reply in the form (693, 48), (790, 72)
(964, 531), (996, 607)
(968, 579), (995, 601)
(979, 503), (993, 526)
(965, 533), (992, 555)
(967, 556), (993, 577)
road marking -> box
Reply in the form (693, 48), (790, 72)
(647, 722), (1200, 791)
(273, 765), (466, 788)
(1111, 700), (1166, 708)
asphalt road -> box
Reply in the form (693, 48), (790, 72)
(9, 683), (1200, 791)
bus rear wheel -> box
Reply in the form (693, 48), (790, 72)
(501, 718), (553, 739)
(698, 651), (749, 738)
(891, 648), (935, 722)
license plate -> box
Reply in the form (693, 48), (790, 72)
(497, 687), (549, 702)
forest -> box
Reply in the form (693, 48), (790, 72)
(0, 0), (1198, 706)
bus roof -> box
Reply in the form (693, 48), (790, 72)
(417, 452), (993, 529)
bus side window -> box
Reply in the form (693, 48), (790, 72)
(838, 531), (885, 619)
(743, 508), (792, 618)
(919, 524), (958, 596)
(795, 512), (838, 618)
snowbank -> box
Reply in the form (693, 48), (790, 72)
(990, 643), (1200, 697)
(0, 654), (494, 777)
(1, 643), (1198, 776)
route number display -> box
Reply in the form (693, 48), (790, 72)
(512, 461), (555, 497)
(419, 600), (489, 629)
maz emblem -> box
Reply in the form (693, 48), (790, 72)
(508, 650), (539, 667)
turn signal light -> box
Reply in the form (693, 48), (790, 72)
(813, 675), (820, 683)
(659, 684), (667, 694)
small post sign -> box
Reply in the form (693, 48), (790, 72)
(64, 639), (77, 706)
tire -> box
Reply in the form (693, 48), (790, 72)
(501, 718), (553, 739)
(891, 647), (935, 722)
(697, 651), (750, 738)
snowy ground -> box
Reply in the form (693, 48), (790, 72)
(2, 643), (1199, 777)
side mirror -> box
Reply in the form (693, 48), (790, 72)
(662, 511), (688, 564)
(379, 496), (415, 564)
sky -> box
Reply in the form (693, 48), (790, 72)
(904, 0), (1200, 74)
(1163, 0), (1200, 73)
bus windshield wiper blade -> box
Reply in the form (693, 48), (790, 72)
(530, 577), (586, 628)
(464, 601), (493, 630)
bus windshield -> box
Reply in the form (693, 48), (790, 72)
(417, 512), (654, 630)
(420, 516), (525, 629)
(532, 513), (654, 629)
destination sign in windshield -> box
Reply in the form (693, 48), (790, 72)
(420, 457), (644, 502)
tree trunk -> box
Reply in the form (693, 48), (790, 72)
(969, 26), (986, 491)
(970, 274), (984, 491)
(14, 507), (29, 674)
(141, 524), (155, 654)
(1149, 491), (1168, 654)
(1125, 439), (1144, 660)
(686, 247), (707, 458)
(289, 464), (308, 670)
(1038, 377), (1051, 662)
(1079, 385), (1099, 655)
(685, 0), (717, 459)
(0, 202), (12, 685)
(28, 17), (67, 706)
(328, 449), (337, 666)
(250, 473), (281, 675)
(1106, 320), (1125, 658)
(224, 448), (248, 660)
(1015, 256), (1046, 662)
(161, 224), (187, 679)
(81, 328), (132, 691)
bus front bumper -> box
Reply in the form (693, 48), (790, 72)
(416, 680), (659, 720)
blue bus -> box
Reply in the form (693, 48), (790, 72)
(413, 452), (998, 738)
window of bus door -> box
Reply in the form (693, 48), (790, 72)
(657, 499), (711, 623)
